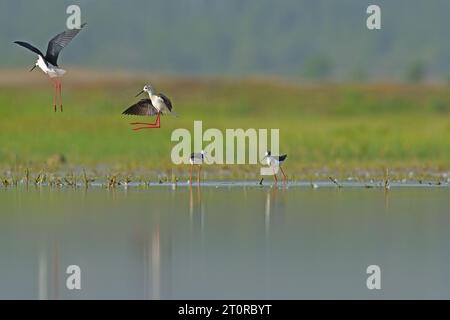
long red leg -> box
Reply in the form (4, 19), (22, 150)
(197, 166), (201, 185)
(130, 113), (159, 125)
(130, 113), (161, 130)
(56, 79), (59, 110)
(273, 168), (278, 185)
(280, 167), (287, 184)
(51, 79), (57, 112)
(58, 80), (63, 112)
(189, 165), (193, 185)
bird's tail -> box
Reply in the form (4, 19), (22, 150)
(55, 69), (66, 76)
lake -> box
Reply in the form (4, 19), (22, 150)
(0, 184), (449, 299)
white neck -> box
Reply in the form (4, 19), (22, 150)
(37, 55), (49, 72)
(148, 89), (161, 100)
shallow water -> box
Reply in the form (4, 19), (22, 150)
(1, 185), (449, 299)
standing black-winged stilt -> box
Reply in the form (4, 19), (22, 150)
(123, 84), (175, 130)
(14, 23), (86, 112)
(189, 151), (207, 185)
(263, 151), (288, 184)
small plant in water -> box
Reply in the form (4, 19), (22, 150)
(82, 169), (95, 188)
(34, 172), (45, 186)
(329, 176), (342, 188)
(384, 168), (391, 190)
(2, 177), (10, 187)
(25, 168), (30, 186)
(64, 172), (76, 187)
(119, 175), (132, 186)
(108, 175), (117, 189)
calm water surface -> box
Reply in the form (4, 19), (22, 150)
(0, 185), (449, 299)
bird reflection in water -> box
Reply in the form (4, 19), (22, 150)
(263, 187), (287, 295)
(37, 240), (60, 300)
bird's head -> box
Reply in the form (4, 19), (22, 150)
(143, 84), (156, 95)
(136, 84), (154, 97)
(29, 59), (38, 72)
(201, 150), (208, 161)
(263, 151), (271, 159)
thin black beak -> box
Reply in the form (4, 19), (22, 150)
(29, 65), (36, 72)
(135, 90), (144, 97)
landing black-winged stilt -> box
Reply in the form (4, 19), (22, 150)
(14, 23), (86, 112)
(189, 151), (207, 185)
(123, 84), (175, 130)
(263, 151), (288, 184)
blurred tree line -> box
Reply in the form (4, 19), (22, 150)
(1, 0), (450, 82)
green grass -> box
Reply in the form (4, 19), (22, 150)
(1, 76), (450, 180)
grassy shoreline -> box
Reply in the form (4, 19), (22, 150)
(1, 72), (450, 180)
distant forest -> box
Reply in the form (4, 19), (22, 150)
(2, 0), (450, 81)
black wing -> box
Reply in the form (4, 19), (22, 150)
(45, 23), (87, 66)
(122, 99), (159, 116)
(159, 93), (173, 111)
(14, 41), (44, 57)
(276, 154), (287, 162)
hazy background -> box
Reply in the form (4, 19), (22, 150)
(3, 1), (450, 301)
(1, 0), (450, 177)
(1, 0), (450, 82)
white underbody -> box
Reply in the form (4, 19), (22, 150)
(37, 55), (66, 78)
(149, 94), (170, 114)
(267, 157), (283, 167)
(190, 158), (204, 165)
(190, 154), (205, 165)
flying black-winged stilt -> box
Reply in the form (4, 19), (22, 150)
(14, 23), (86, 112)
(189, 151), (207, 185)
(122, 84), (175, 130)
(263, 151), (288, 184)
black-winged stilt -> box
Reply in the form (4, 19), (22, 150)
(14, 23), (86, 112)
(123, 84), (175, 130)
(263, 151), (288, 184)
(189, 151), (207, 185)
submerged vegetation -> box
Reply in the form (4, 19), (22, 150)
(1, 72), (450, 182)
